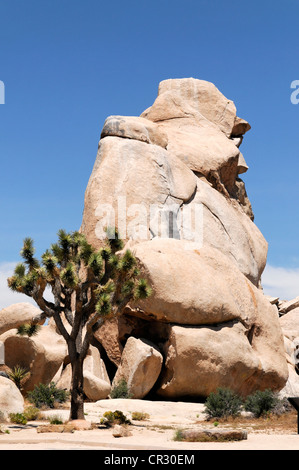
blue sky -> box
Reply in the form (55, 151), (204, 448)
(1, 0), (299, 307)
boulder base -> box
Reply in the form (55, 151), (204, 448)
(0, 376), (24, 419)
(112, 337), (163, 399)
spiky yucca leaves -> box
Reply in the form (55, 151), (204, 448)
(17, 323), (41, 337)
(20, 237), (40, 269)
(7, 227), (151, 343)
(7, 365), (29, 390)
(7, 228), (152, 421)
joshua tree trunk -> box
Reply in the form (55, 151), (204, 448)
(69, 358), (85, 420)
(67, 327), (87, 421)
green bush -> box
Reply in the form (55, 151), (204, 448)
(110, 378), (132, 399)
(244, 389), (279, 418)
(27, 382), (69, 409)
(24, 406), (40, 421)
(100, 410), (131, 426)
(48, 414), (64, 425)
(131, 411), (150, 421)
(204, 387), (243, 419)
(9, 413), (27, 425)
(0, 426), (10, 434)
(173, 428), (184, 441)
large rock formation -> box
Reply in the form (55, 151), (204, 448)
(0, 78), (290, 402)
(80, 78), (289, 399)
(81, 79), (266, 286)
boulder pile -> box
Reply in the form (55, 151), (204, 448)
(0, 303), (112, 410)
(269, 295), (299, 397)
(1, 78), (298, 411)
(80, 78), (289, 399)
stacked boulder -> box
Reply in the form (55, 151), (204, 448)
(268, 296), (299, 397)
(0, 303), (112, 410)
(80, 78), (289, 399)
(0, 78), (293, 403)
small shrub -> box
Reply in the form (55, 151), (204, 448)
(0, 425), (10, 434)
(173, 428), (184, 441)
(24, 406), (40, 421)
(17, 323), (41, 337)
(272, 396), (292, 416)
(7, 365), (29, 390)
(100, 410), (131, 426)
(27, 382), (69, 409)
(110, 378), (132, 399)
(244, 389), (279, 418)
(131, 411), (150, 421)
(204, 387), (243, 419)
(9, 413), (27, 425)
(48, 414), (64, 425)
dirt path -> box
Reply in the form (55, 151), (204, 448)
(1, 399), (299, 451)
(1, 427), (299, 451)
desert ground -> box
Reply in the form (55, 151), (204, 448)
(1, 398), (299, 452)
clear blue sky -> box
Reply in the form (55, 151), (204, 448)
(1, 0), (299, 305)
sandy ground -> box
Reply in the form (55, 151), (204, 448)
(1, 399), (299, 451)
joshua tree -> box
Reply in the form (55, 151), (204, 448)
(7, 228), (151, 420)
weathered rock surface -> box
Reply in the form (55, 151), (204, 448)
(81, 135), (197, 247)
(55, 345), (111, 401)
(0, 324), (67, 392)
(0, 303), (45, 335)
(279, 308), (299, 341)
(141, 77), (243, 138)
(93, 317), (124, 367)
(112, 424), (133, 437)
(188, 178), (267, 285)
(79, 77), (289, 399)
(83, 346), (111, 400)
(256, 297), (299, 397)
(0, 78), (291, 403)
(37, 420), (92, 433)
(83, 370), (111, 401)
(112, 337), (163, 399)
(129, 238), (269, 326)
(157, 320), (287, 399)
(152, 121), (241, 190)
(141, 78), (250, 194)
(0, 376), (24, 418)
(100, 115), (168, 148)
(108, 240), (288, 399)
(178, 427), (248, 442)
(93, 314), (169, 368)
(279, 363), (299, 398)
(81, 78), (266, 286)
(279, 297), (299, 315)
